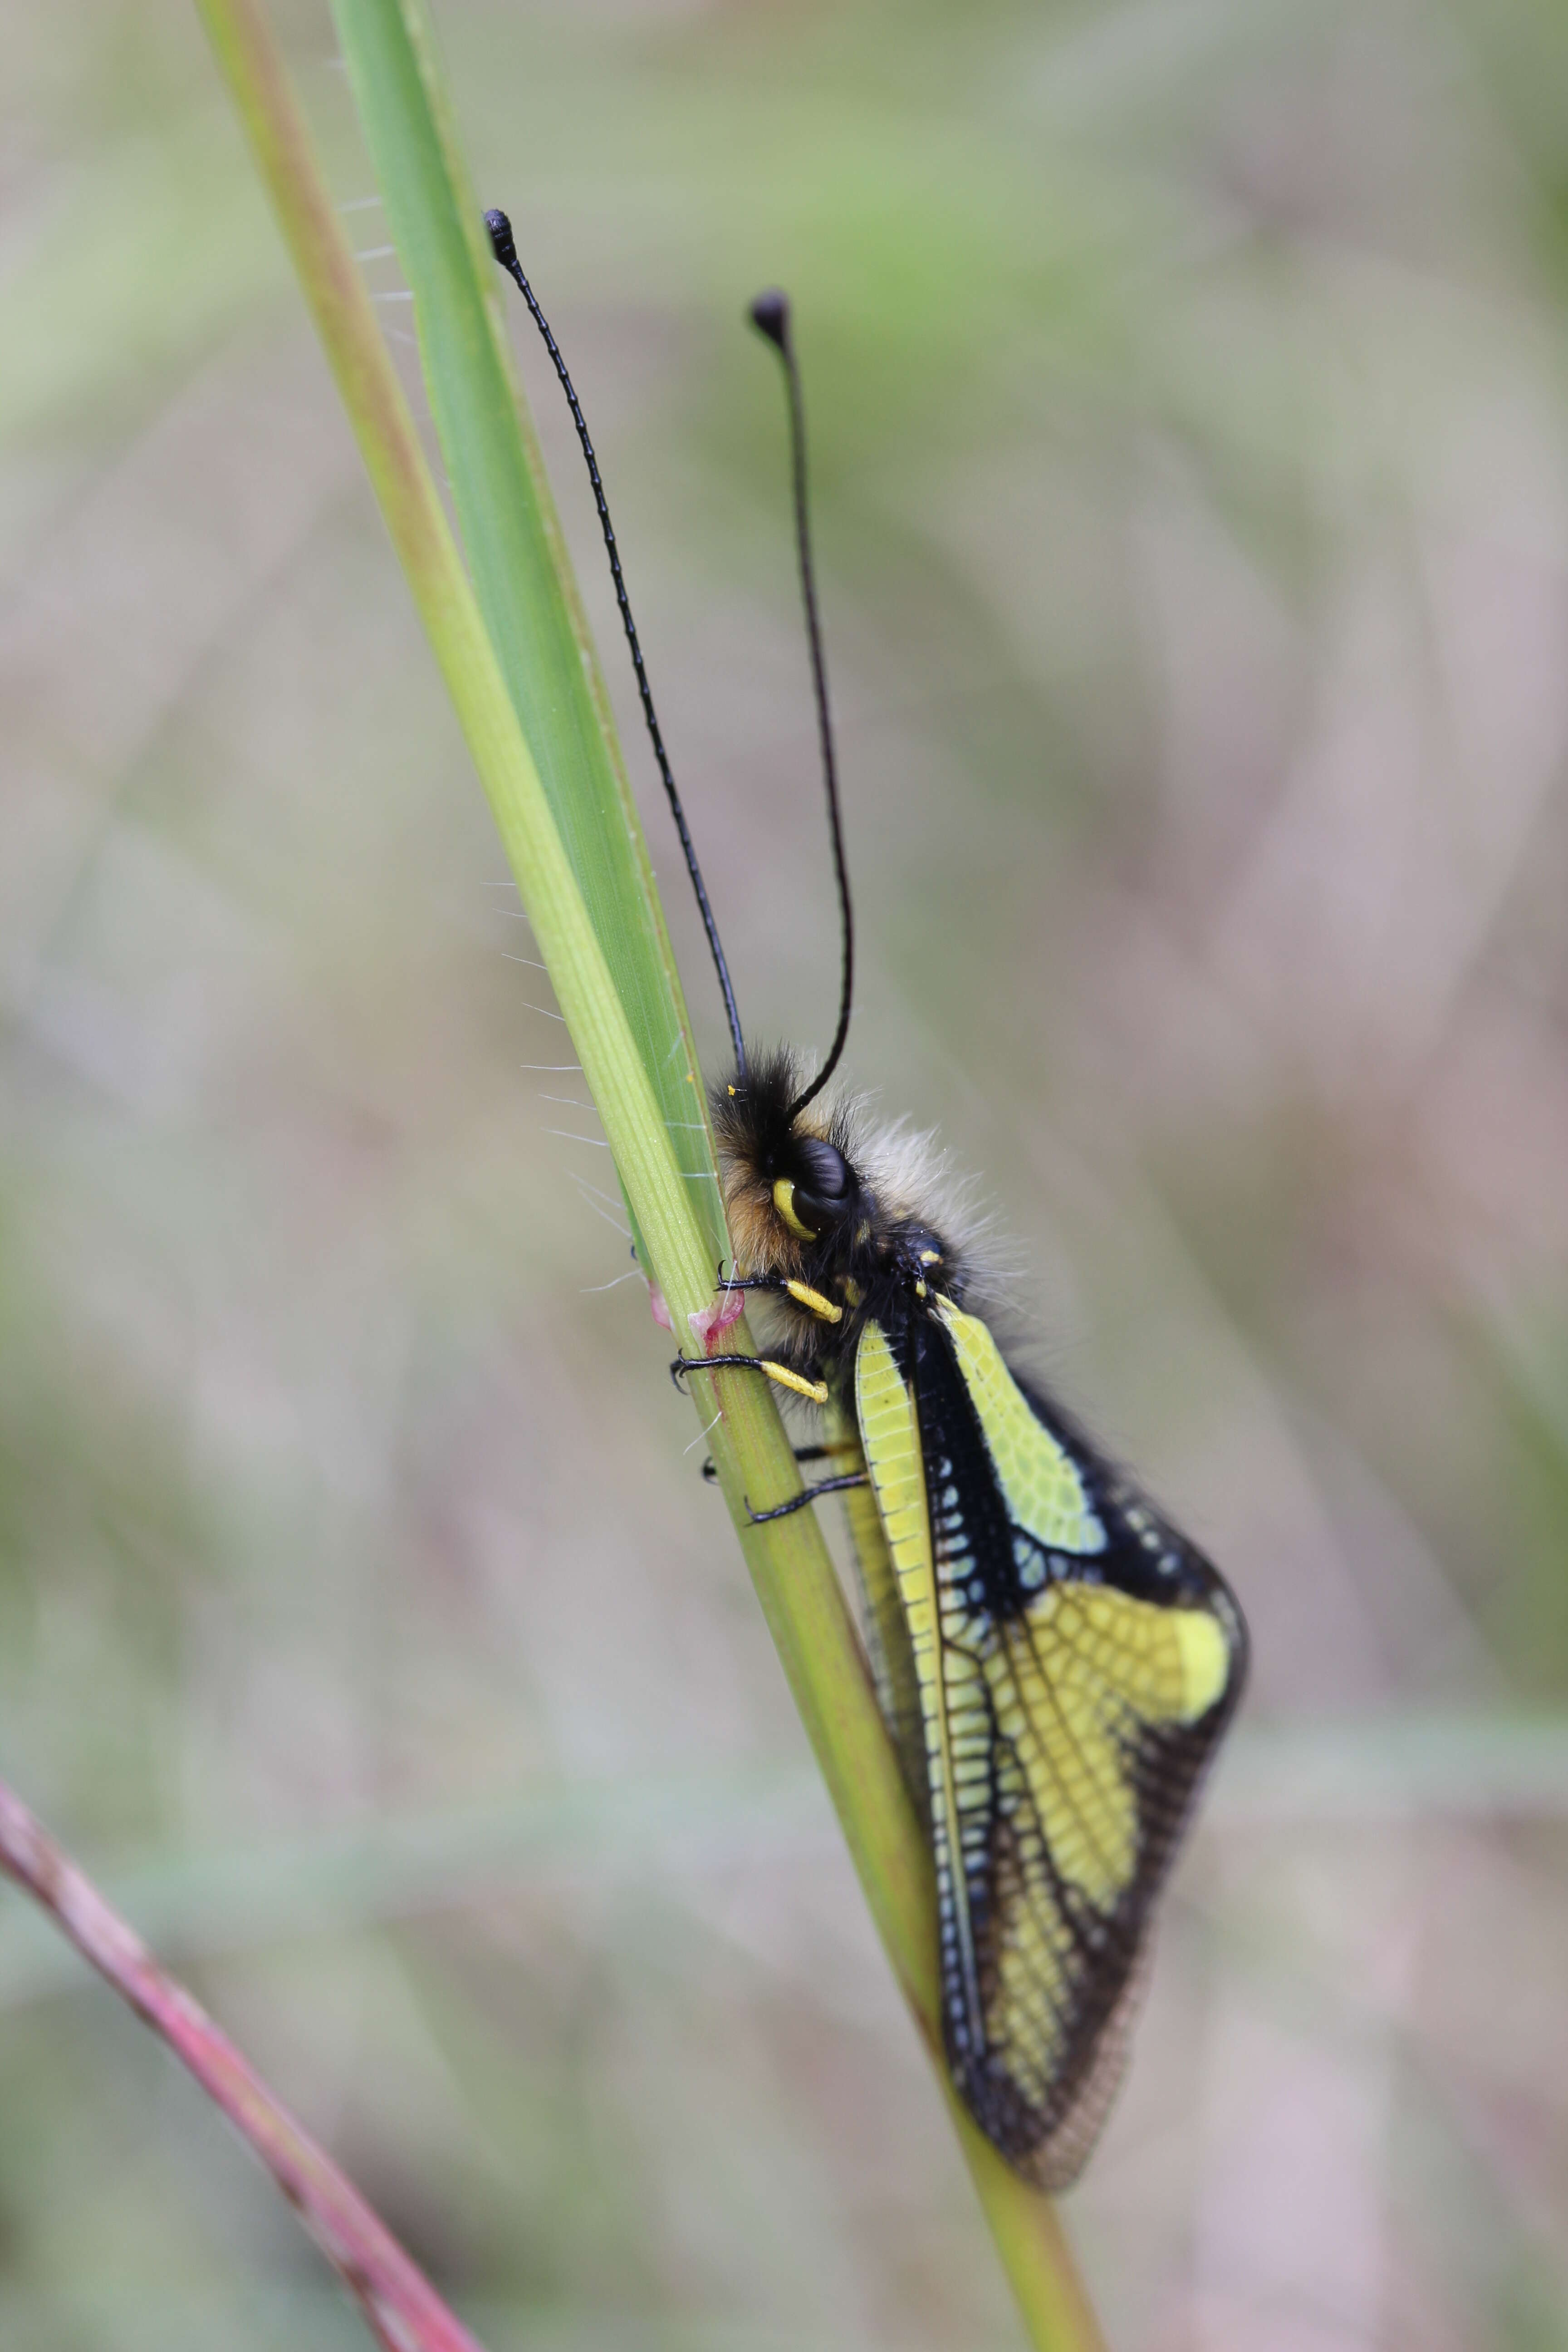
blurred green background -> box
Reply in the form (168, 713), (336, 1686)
(4, 0), (1568, 2345)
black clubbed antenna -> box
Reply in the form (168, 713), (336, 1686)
(748, 289), (853, 1121)
(484, 206), (747, 1078)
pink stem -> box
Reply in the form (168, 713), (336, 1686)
(0, 1776), (490, 2352)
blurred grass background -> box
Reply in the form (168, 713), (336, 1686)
(3, 0), (1568, 2345)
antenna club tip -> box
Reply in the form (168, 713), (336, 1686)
(484, 207), (516, 268)
(748, 288), (792, 352)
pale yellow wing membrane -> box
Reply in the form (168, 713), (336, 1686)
(977, 1582), (1232, 2171)
(822, 1395), (924, 1814)
(854, 1319), (989, 2057)
(934, 1298), (1105, 1556)
(992, 1583), (1231, 1906)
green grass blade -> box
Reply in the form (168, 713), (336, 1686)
(332, 0), (725, 1250)
(196, 0), (707, 1318)
(195, 3), (1106, 2342)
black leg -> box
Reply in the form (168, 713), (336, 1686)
(671, 1350), (763, 1388)
(745, 1471), (870, 1524)
(702, 1441), (855, 1485)
(715, 1259), (786, 1294)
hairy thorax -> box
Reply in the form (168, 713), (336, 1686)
(711, 1049), (970, 1386)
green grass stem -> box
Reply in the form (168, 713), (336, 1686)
(196, 2), (1107, 2341)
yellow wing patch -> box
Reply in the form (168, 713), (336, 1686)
(853, 1322), (928, 1577)
(989, 1584), (1230, 1913)
(855, 1320), (988, 2053)
(823, 1394), (924, 1812)
(934, 1298), (1105, 1555)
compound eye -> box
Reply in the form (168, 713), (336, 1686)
(794, 1138), (852, 1216)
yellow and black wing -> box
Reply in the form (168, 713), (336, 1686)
(852, 1299), (1246, 2190)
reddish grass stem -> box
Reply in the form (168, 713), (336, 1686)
(0, 1774), (490, 2352)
